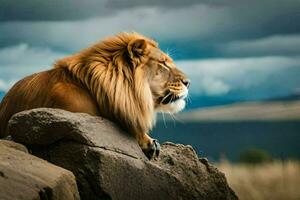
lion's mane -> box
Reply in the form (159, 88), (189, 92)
(0, 33), (158, 137)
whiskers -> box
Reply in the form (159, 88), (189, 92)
(187, 93), (192, 104)
(159, 111), (183, 129)
(161, 111), (184, 128)
(162, 112), (167, 128)
(158, 91), (187, 126)
(160, 92), (179, 105)
(168, 111), (184, 124)
(170, 93), (175, 103)
(160, 92), (172, 104)
(166, 47), (177, 58)
(168, 111), (177, 126)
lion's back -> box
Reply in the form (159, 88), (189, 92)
(0, 68), (77, 137)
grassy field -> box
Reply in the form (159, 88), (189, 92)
(218, 160), (300, 200)
(177, 101), (300, 121)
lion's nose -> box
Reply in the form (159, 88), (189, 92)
(182, 79), (190, 88)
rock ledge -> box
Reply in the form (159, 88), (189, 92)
(8, 108), (238, 200)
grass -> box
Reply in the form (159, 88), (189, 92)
(218, 160), (300, 200)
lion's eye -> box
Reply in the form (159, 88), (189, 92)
(161, 60), (168, 67)
(158, 61), (170, 71)
(155, 59), (170, 76)
(156, 67), (164, 76)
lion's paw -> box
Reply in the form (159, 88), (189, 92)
(143, 139), (161, 160)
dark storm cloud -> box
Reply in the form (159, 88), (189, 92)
(0, 0), (299, 56)
(0, 0), (300, 98)
(0, 0), (299, 52)
(0, 0), (299, 49)
(219, 35), (300, 57)
(0, 0), (206, 21)
(107, 0), (202, 8)
(2, 0), (299, 24)
(0, 0), (111, 21)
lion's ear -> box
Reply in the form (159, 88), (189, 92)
(128, 39), (148, 59)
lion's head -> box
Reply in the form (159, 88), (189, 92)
(58, 32), (189, 135)
(144, 44), (190, 114)
(121, 33), (190, 114)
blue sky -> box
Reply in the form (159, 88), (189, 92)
(0, 0), (300, 104)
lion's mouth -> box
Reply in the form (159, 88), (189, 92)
(160, 92), (187, 105)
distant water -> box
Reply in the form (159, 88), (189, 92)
(1, 90), (299, 162)
(151, 121), (300, 162)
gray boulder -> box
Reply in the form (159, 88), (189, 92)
(0, 140), (80, 200)
(8, 108), (238, 200)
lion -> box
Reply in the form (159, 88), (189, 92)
(0, 32), (190, 159)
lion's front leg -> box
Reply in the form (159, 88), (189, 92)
(137, 133), (160, 160)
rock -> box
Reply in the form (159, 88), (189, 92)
(8, 108), (238, 200)
(9, 108), (145, 160)
(153, 143), (238, 200)
(0, 140), (80, 200)
(0, 139), (28, 153)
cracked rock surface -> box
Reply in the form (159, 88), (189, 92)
(8, 108), (238, 200)
(0, 140), (80, 200)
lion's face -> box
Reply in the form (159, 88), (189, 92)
(145, 48), (190, 114)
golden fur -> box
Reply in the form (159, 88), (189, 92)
(0, 32), (189, 157)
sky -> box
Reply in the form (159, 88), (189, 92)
(0, 0), (300, 103)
